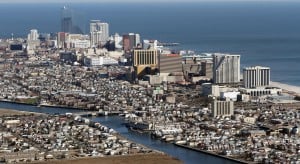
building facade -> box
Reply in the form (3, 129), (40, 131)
(201, 61), (213, 79)
(90, 31), (102, 47)
(90, 20), (101, 32)
(27, 29), (39, 41)
(243, 66), (270, 88)
(90, 20), (109, 47)
(213, 53), (240, 84)
(159, 54), (182, 74)
(113, 33), (123, 49)
(59, 52), (77, 63)
(133, 49), (159, 78)
(27, 29), (40, 51)
(123, 33), (141, 51)
(143, 40), (158, 50)
(239, 87), (282, 97)
(61, 6), (72, 33)
(57, 32), (67, 49)
(212, 100), (234, 118)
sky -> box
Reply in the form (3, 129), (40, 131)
(0, 0), (299, 3)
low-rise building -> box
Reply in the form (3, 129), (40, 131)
(239, 87), (282, 97)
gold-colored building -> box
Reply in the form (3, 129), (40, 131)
(133, 49), (159, 78)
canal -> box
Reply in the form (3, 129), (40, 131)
(0, 101), (239, 164)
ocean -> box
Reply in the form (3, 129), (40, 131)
(0, 2), (300, 86)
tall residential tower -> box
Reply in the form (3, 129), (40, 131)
(90, 20), (109, 47)
(27, 29), (39, 41)
(213, 53), (240, 84)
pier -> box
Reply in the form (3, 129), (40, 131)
(157, 42), (180, 46)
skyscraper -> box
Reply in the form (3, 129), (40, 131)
(133, 49), (159, 78)
(27, 29), (40, 51)
(99, 22), (109, 43)
(27, 29), (39, 41)
(213, 53), (240, 84)
(61, 6), (72, 33)
(61, 6), (84, 34)
(90, 20), (99, 32)
(243, 66), (270, 88)
(90, 20), (109, 47)
(123, 33), (140, 51)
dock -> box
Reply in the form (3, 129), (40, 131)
(157, 42), (180, 46)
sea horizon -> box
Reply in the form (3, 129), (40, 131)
(0, 2), (299, 86)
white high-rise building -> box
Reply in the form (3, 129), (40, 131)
(90, 20), (109, 47)
(143, 40), (158, 49)
(113, 33), (123, 49)
(27, 29), (39, 41)
(90, 31), (102, 47)
(99, 22), (109, 43)
(27, 29), (40, 51)
(135, 33), (141, 46)
(243, 66), (270, 88)
(213, 53), (240, 84)
(90, 20), (101, 32)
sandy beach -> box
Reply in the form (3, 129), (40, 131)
(270, 81), (300, 96)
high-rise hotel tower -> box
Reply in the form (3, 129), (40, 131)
(243, 66), (270, 88)
(90, 20), (109, 47)
(213, 53), (240, 84)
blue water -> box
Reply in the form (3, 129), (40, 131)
(0, 101), (238, 164)
(0, 2), (300, 85)
(92, 116), (237, 164)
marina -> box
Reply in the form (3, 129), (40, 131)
(0, 107), (157, 163)
(0, 102), (238, 164)
(0, 2), (300, 164)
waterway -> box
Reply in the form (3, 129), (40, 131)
(0, 101), (239, 164)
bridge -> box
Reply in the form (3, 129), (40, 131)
(74, 111), (121, 117)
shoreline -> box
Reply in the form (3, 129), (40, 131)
(35, 153), (182, 164)
(0, 107), (181, 164)
(0, 107), (45, 116)
(270, 81), (300, 96)
(1, 80), (300, 163)
(0, 101), (234, 164)
(174, 143), (249, 164)
(0, 100), (93, 111)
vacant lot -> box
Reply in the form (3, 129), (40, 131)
(0, 108), (41, 116)
(40, 154), (182, 164)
